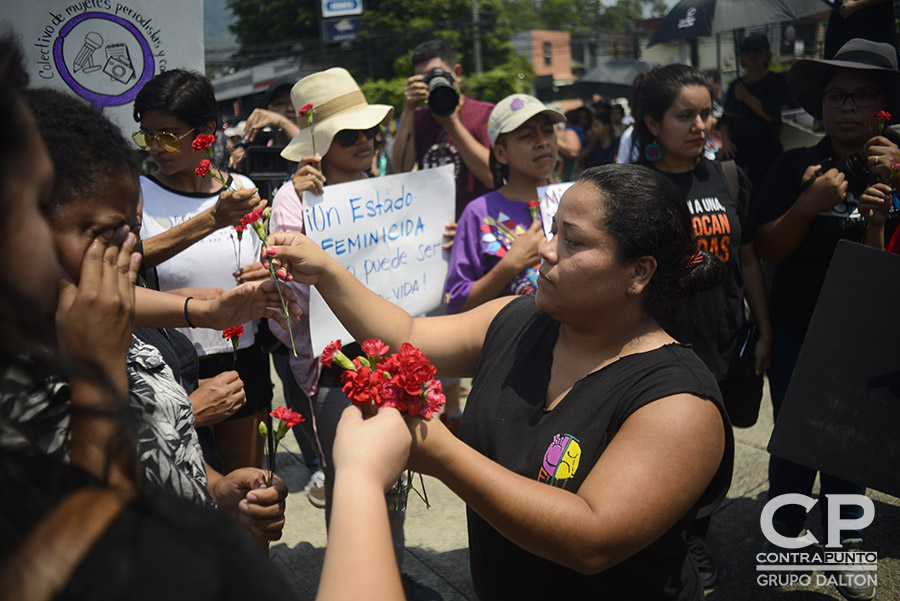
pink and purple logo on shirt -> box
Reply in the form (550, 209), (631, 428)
(538, 433), (582, 488)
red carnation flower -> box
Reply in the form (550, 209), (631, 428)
(298, 103), (314, 117)
(341, 362), (382, 405)
(390, 343), (437, 396)
(270, 405), (305, 428)
(321, 339), (343, 366)
(192, 133), (216, 152)
(379, 379), (406, 410)
(526, 200), (540, 208)
(234, 224), (247, 233)
(222, 325), (244, 340)
(240, 207), (265, 226)
(425, 379), (446, 417)
(874, 110), (892, 122)
(361, 338), (390, 358)
(195, 159), (212, 177)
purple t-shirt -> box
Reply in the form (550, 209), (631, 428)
(443, 191), (541, 314)
(413, 95), (494, 218)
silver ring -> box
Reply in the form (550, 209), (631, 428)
(874, 155), (880, 163)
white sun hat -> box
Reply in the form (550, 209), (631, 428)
(281, 67), (393, 161)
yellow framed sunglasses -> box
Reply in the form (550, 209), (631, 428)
(131, 127), (195, 152)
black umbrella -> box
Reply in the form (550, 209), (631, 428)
(574, 59), (657, 98)
(648, 0), (832, 47)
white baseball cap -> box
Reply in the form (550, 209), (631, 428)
(487, 94), (565, 146)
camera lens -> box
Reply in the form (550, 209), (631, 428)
(424, 68), (459, 118)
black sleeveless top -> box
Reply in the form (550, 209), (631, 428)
(459, 296), (734, 600)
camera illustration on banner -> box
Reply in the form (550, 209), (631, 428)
(53, 12), (155, 110)
(73, 32), (136, 85)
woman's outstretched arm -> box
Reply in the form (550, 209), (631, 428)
(268, 231), (513, 377)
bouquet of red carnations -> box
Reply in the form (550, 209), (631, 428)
(322, 338), (445, 509)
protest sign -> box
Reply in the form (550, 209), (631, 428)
(6, 0), (203, 131)
(536, 181), (574, 237)
(768, 241), (900, 497)
(303, 165), (455, 356)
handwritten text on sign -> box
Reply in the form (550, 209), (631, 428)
(304, 165), (455, 356)
(536, 181), (574, 238)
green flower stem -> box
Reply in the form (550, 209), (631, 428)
(265, 248), (297, 357)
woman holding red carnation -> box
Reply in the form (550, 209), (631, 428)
(268, 163), (735, 600)
(133, 69), (272, 473)
(754, 40), (900, 599)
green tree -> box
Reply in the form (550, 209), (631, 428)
(502, 0), (603, 33)
(226, 0), (319, 66)
(356, 0), (517, 81)
(598, 0), (667, 31)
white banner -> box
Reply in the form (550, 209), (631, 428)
(536, 181), (574, 238)
(5, 0), (204, 131)
(303, 165), (455, 356)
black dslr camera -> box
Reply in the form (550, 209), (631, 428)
(801, 153), (870, 198)
(422, 67), (459, 118)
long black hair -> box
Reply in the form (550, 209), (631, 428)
(634, 64), (712, 166)
(578, 164), (725, 325)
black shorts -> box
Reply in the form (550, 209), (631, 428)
(198, 341), (273, 419)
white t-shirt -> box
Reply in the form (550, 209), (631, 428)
(140, 174), (261, 356)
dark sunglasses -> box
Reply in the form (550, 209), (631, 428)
(132, 128), (195, 152)
(333, 126), (378, 148)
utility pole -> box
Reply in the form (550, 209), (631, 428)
(472, 0), (483, 73)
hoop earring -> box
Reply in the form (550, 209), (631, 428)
(644, 140), (662, 162)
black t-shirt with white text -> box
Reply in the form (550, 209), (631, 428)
(657, 158), (755, 380)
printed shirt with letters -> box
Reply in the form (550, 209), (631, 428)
(459, 296), (734, 600)
(443, 191), (541, 314)
(657, 157), (755, 380)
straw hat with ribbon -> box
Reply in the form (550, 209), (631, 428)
(281, 68), (393, 161)
(789, 38), (900, 121)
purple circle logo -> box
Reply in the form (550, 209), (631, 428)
(52, 12), (154, 110)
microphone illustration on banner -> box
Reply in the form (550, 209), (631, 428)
(73, 31), (103, 73)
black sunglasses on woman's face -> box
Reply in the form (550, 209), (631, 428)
(334, 127), (378, 148)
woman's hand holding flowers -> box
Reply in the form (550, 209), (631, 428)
(211, 187), (266, 229)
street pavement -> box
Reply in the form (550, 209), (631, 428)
(267, 371), (899, 600)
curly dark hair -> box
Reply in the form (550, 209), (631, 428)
(577, 164), (725, 325)
(24, 88), (139, 215)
